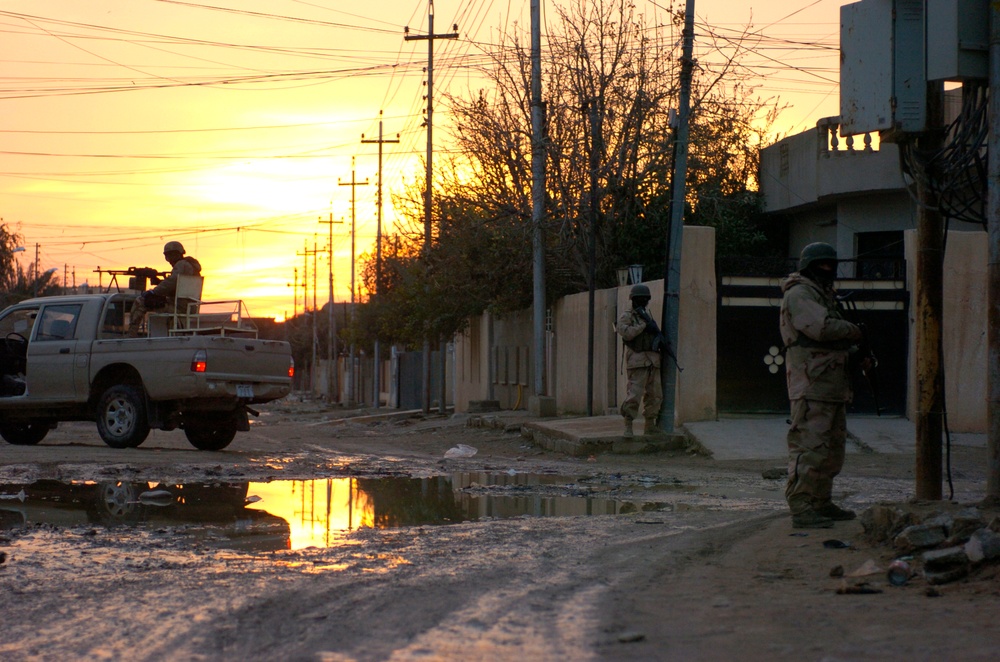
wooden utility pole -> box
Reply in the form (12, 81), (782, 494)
(913, 83), (946, 500)
(362, 112), (400, 409)
(405, 0), (459, 413)
(987, 3), (1000, 501)
(338, 160), (369, 406)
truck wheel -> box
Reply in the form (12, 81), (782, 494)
(184, 424), (237, 451)
(0, 419), (50, 445)
(96, 384), (151, 449)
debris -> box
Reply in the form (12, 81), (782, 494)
(761, 467), (786, 480)
(840, 585), (882, 595)
(887, 559), (912, 586)
(922, 546), (969, 572)
(829, 564), (844, 578)
(964, 528), (1000, 564)
(925, 587), (942, 597)
(925, 565), (969, 585)
(138, 489), (175, 506)
(823, 539), (851, 549)
(443, 444), (478, 458)
(0, 551), (7, 564)
(245, 495), (263, 504)
(893, 524), (947, 553)
(0, 489), (26, 502)
(846, 559), (881, 577)
(617, 631), (645, 643)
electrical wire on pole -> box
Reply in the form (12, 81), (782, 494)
(362, 113), (400, 409)
(406, 1), (458, 414)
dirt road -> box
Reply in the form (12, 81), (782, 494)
(1, 399), (998, 661)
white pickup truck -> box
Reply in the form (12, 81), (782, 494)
(0, 291), (293, 451)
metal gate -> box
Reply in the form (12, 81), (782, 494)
(717, 269), (908, 415)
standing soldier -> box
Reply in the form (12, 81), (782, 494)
(780, 242), (865, 529)
(616, 283), (664, 438)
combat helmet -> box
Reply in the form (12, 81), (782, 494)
(163, 240), (186, 255)
(798, 242), (837, 272)
(629, 283), (651, 300)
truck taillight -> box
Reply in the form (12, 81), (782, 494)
(191, 349), (207, 373)
(288, 357), (295, 378)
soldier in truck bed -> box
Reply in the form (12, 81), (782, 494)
(128, 240), (202, 337)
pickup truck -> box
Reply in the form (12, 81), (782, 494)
(0, 290), (293, 451)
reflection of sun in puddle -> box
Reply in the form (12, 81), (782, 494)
(246, 478), (373, 550)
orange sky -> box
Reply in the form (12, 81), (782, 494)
(0, 1), (846, 320)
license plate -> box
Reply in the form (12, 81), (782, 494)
(236, 384), (254, 398)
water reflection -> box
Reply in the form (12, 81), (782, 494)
(245, 472), (650, 549)
(1, 473), (660, 551)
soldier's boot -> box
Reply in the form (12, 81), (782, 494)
(791, 510), (835, 529)
(623, 418), (634, 438)
(814, 502), (857, 521)
(643, 418), (662, 436)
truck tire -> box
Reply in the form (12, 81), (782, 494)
(96, 384), (151, 449)
(184, 424), (237, 451)
(0, 419), (50, 445)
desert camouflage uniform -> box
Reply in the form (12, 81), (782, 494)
(616, 307), (662, 426)
(779, 271), (860, 516)
(128, 256), (202, 336)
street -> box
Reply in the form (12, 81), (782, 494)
(1, 398), (998, 661)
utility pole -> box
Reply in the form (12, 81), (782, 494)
(339, 161), (369, 407)
(406, 0), (459, 413)
(298, 241), (322, 394)
(658, 0), (695, 434)
(914, 84), (946, 501)
(530, 0), (548, 406)
(988, 1), (1000, 501)
(318, 216), (343, 405)
(362, 112), (400, 409)
(33, 243), (39, 297)
(586, 99), (601, 417)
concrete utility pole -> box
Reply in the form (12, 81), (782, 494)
(405, 0), (459, 413)
(913, 84), (946, 501)
(987, 4), (1000, 501)
(318, 215), (344, 405)
(530, 0), (548, 404)
(339, 160), (369, 406)
(659, 0), (695, 433)
(362, 112), (400, 409)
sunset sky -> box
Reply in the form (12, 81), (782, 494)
(0, 0), (846, 320)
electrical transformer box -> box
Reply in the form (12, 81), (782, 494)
(926, 0), (988, 81)
(840, 0), (926, 136)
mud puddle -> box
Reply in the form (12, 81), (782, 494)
(0, 473), (667, 551)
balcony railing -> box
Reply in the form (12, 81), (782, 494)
(817, 116), (878, 157)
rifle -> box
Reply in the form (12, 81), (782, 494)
(635, 307), (683, 372)
(838, 296), (882, 415)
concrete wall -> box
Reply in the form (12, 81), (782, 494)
(453, 225), (716, 424)
(905, 230), (987, 432)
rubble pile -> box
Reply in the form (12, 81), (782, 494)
(861, 504), (1000, 585)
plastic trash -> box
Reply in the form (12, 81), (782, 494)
(846, 559), (881, 577)
(444, 444), (478, 458)
(887, 559), (912, 586)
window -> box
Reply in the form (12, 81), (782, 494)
(35, 304), (82, 341)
